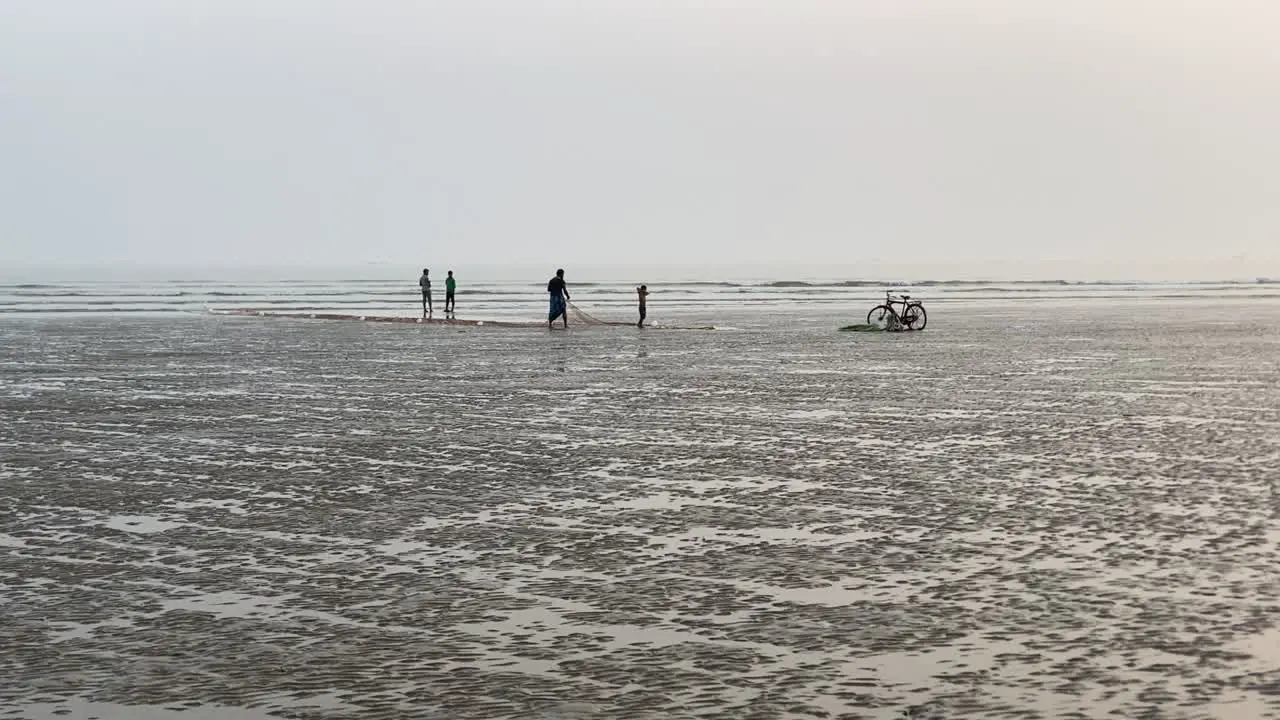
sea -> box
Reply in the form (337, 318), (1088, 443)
(3, 264), (1279, 323)
(3, 266), (1280, 719)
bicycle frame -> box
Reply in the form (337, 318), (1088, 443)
(883, 292), (910, 322)
(869, 291), (925, 331)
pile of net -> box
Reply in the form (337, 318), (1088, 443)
(842, 313), (909, 332)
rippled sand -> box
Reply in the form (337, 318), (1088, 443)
(2, 300), (1279, 719)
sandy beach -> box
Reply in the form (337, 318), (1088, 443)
(2, 296), (1279, 719)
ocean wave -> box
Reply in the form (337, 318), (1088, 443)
(748, 279), (1069, 288)
(7, 291), (92, 298)
(943, 287), (1055, 294)
(0, 306), (192, 314)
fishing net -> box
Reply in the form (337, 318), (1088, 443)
(213, 303), (713, 330)
(568, 302), (634, 327)
(572, 302), (715, 330)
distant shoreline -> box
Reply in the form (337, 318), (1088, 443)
(2, 263), (1275, 287)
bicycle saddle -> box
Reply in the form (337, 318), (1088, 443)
(901, 294), (911, 300)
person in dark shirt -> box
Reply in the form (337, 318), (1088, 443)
(547, 269), (570, 329)
(636, 284), (649, 327)
(444, 271), (457, 314)
(418, 268), (432, 316)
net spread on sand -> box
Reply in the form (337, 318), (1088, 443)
(568, 302), (634, 327)
(211, 304), (714, 330)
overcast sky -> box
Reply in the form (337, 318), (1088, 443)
(2, 1), (1278, 279)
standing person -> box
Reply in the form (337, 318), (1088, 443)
(547, 268), (570, 329)
(636, 284), (650, 327)
(445, 271), (457, 314)
(419, 268), (432, 316)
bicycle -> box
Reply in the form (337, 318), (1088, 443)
(866, 292), (927, 331)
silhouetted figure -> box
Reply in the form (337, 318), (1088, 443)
(547, 269), (570, 329)
(636, 284), (649, 327)
(445, 271), (457, 314)
(419, 268), (432, 316)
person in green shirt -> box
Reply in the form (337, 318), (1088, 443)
(444, 271), (457, 314)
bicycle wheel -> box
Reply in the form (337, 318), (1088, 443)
(866, 305), (893, 327)
(903, 303), (927, 330)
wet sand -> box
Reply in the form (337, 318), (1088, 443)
(2, 300), (1279, 719)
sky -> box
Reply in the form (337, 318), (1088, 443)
(2, 1), (1278, 280)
